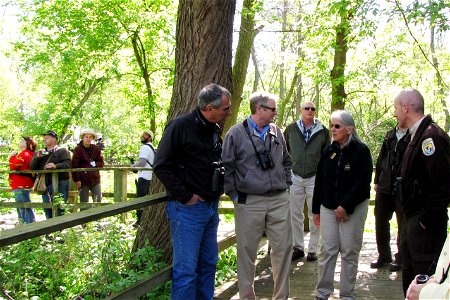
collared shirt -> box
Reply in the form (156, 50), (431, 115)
(396, 126), (408, 141)
(296, 119), (317, 143)
(248, 116), (270, 141)
(409, 116), (426, 141)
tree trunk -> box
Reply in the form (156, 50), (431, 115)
(430, 24), (449, 131)
(131, 29), (156, 132)
(251, 46), (264, 92)
(330, 17), (348, 111)
(330, 3), (355, 112)
(133, 0), (236, 264)
(223, 0), (259, 135)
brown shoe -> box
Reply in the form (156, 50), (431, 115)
(292, 248), (305, 261)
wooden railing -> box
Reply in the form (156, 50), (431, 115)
(0, 167), (237, 299)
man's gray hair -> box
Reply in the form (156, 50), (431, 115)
(249, 91), (278, 114)
(197, 83), (231, 110)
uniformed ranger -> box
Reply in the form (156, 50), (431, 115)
(393, 88), (450, 296)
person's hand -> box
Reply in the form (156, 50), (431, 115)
(405, 275), (438, 300)
(373, 184), (377, 192)
(335, 206), (348, 222)
(10, 150), (18, 156)
(44, 162), (56, 169)
(313, 214), (320, 227)
(76, 181), (81, 189)
(185, 194), (202, 205)
(37, 149), (47, 157)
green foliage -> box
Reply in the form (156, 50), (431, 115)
(215, 246), (238, 287)
(0, 220), (169, 299)
(1, 0), (176, 159)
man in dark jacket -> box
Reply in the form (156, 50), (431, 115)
(30, 130), (71, 219)
(370, 125), (408, 271)
(284, 101), (329, 262)
(393, 89), (450, 295)
(153, 84), (231, 300)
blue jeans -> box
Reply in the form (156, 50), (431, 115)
(42, 179), (69, 219)
(14, 189), (35, 224)
(166, 199), (219, 300)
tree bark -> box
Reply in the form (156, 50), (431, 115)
(223, 0), (259, 135)
(330, 14), (348, 111)
(430, 24), (449, 131)
(133, 0), (236, 264)
(251, 46), (262, 92)
(131, 29), (155, 132)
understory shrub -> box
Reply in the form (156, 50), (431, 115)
(0, 219), (168, 299)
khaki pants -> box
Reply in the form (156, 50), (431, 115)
(290, 174), (319, 253)
(234, 191), (292, 300)
(316, 200), (368, 300)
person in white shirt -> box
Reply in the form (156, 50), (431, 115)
(131, 130), (156, 227)
(406, 235), (449, 300)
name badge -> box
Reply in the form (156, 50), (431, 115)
(90, 161), (96, 167)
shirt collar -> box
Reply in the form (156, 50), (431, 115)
(409, 116), (426, 140)
(248, 116), (270, 141)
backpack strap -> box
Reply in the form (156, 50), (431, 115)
(143, 143), (156, 167)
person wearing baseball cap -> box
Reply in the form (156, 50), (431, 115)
(30, 129), (71, 219)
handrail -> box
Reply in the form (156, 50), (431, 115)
(0, 192), (167, 247)
(0, 166), (153, 174)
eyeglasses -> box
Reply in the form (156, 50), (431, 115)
(303, 107), (316, 111)
(260, 104), (277, 112)
(331, 124), (344, 129)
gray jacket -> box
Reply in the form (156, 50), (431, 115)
(222, 118), (292, 198)
(284, 119), (330, 178)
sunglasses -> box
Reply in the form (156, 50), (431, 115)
(260, 104), (277, 112)
(331, 124), (344, 129)
(303, 106), (316, 111)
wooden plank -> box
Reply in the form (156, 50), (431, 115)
(0, 192), (167, 247)
(0, 202), (110, 209)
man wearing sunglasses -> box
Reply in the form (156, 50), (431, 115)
(284, 102), (330, 262)
(222, 92), (293, 299)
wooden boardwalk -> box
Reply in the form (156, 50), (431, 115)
(214, 232), (404, 300)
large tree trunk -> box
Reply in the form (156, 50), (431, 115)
(330, 15), (348, 111)
(223, 0), (259, 135)
(133, 0), (236, 264)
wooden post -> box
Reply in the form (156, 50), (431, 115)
(52, 173), (59, 218)
(114, 169), (128, 222)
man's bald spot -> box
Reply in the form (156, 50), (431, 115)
(396, 89), (424, 114)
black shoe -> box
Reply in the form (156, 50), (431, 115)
(292, 248), (305, 261)
(370, 258), (392, 269)
(307, 252), (318, 261)
(389, 260), (402, 272)
(315, 296), (327, 300)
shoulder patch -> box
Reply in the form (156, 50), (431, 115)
(422, 138), (435, 156)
